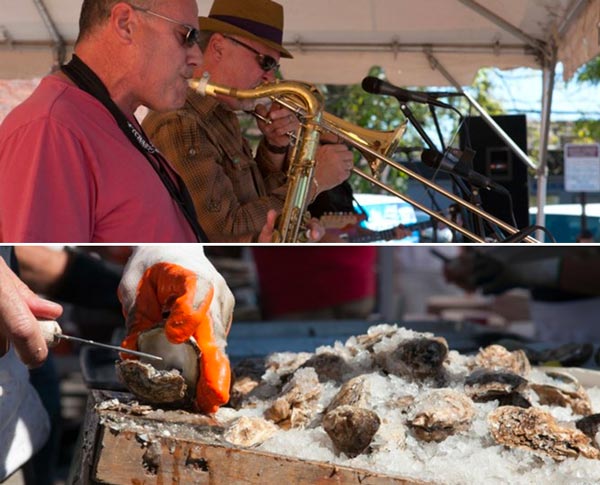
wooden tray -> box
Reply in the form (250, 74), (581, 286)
(72, 390), (430, 485)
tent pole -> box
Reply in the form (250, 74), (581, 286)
(32, 0), (65, 71)
(425, 51), (536, 171)
(457, 0), (547, 55)
(536, 52), (558, 242)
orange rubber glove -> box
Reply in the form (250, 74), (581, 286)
(118, 247), (235, 414)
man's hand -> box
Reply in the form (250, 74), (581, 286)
(258, 209), (325, 243)
(256, 102), (298, 151)
(0, 257), (63, 367)
(314, 144), (354, 193)
(118, 246), (235, 414)
(444, 250), (562, 295)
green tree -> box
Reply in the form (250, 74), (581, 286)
(576, 57), (600, 85)
(322, 66), (505, 194)
(572, 56), (600, 143)
(241, 66), (506, 196)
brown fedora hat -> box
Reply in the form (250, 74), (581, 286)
(199, 0), (293, 58)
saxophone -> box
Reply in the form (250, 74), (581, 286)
(189, 75), (323, 243)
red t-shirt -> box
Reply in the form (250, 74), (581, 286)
(0, 75), (196, 242)
(252, 246), (377, 318)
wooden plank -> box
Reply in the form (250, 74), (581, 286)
(94, 428), (426, 485)
(86, 391), (430, 485)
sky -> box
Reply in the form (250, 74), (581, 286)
(486, 65), (600, 122)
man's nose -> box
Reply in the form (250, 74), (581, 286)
(189, 44), (203, 67)
(263, 70), (277, 83)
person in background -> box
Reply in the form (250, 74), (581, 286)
(0, 0), (204, 242)
(252, 247), (378, 320)
(443, 247), (600, 343)
(394, 246), (462, 318)
(143, 0), (353, 242)
(575, 229), (595, 243)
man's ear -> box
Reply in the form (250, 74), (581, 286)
(110, 2), (137, 44)
(209, 33), (227, 61)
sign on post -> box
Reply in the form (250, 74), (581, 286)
(564, 143), (600, 192)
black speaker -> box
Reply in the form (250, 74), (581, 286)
(459, 114), (530, 229)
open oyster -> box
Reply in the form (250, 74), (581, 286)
(407, 388), (475, 442)
(115, 327), (200, 408)
(323, 405), (381, 457)
(488, 405), (599, 461)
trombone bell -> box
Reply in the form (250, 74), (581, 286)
(322, 112), (407, 178)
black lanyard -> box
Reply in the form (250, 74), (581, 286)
(61, 55), (207, 242)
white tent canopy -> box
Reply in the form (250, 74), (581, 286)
(1, 0), (599, 241)
(2, 0), (596, 84)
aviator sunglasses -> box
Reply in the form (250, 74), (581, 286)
(130, 5), (200, 48)
(223, 35), (280, 72)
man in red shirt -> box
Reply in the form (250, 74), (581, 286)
(253, 247), (377, 320)
(0, 0), (203, 242)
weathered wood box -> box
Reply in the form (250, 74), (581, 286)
(72, 390), (428, 485)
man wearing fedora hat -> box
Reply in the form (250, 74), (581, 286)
(143, 0), (354, 242)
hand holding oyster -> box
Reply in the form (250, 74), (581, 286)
(115, 246), (235, 414)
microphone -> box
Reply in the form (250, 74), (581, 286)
(421, 148), (509, 194)
(361, 76), (453, 108)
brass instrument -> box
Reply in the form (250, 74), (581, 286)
(189, 76), (538, 243)
(323, 112), (407, 178)
(189, 75), (322, 242)
(251, 109), (407, 178)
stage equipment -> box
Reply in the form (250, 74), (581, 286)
(189, 76), (538, 243)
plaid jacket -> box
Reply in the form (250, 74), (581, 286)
(143, 91), (289, 242)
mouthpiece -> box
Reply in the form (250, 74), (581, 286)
(188, 75), (210, 96)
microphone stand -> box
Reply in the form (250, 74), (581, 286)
(500, 225), (540, 243)
(397, 100), (483, 241)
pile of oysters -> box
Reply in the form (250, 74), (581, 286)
(219, 324), (600, 468)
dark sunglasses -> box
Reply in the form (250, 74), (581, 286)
(223, 35), (280, 72)
(130, 5), (200, 48)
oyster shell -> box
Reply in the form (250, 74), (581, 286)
(373, 415), (407, 453)
(353, 324), (398, 353)
(488, 405), (599, 461)
(407, 388), (475, 442)
(264, 367), (321, 429)
(322, 405), (381, 457)
(376, 337), (449, 380)
(300, 351), (352, 383)
(325, 374), (370, 413)
(473, 344), (531, 376)
(265, 352), (312, 379)
(576, 414), (600, 447)
(223, 416), (279, 447)
(464, 368), (530, 407)
(115, 327), (200, 407)
(229, 358), (265, 409)
(115, 360), (187, 404)
(530, 370), (592, 416)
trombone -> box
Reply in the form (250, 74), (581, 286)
(189, 76), (539, 243)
